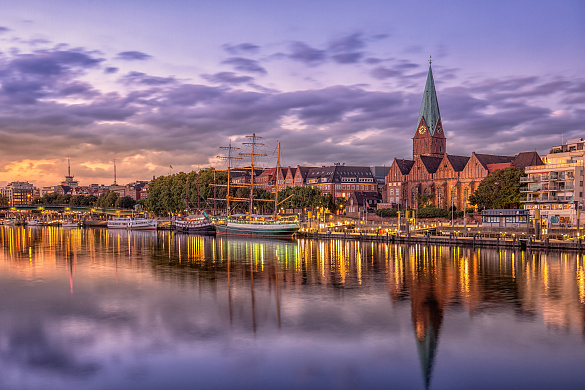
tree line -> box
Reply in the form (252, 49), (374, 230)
(33, 191), (137, 209)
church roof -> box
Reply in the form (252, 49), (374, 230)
(419, 155), (443, 174)
(513, 151), (543, 168)
(445, 155), (470, 172)
(474, 153), (515, 169)
(417, 64), (441, 137)
(395, 159), (415, 175)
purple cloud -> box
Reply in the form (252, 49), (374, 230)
(0, 27), (10, 34)
(116, 51), (152, 61)
(287, 41), (326, 65)
(120, 71), (175, 86)
(201, 72), (254, 85)
(221, 57), (266, 75)
(222, 43), (260, 55)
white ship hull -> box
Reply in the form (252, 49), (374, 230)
(107, 218), (157, 230)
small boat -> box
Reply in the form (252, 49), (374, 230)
(61, 221), (79, 228)
(174, 215), (215, 234)
(27, 219), (45, 227)
(107, 217), (157, 230)
(2, 218), (16, 226)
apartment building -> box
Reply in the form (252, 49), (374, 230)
(521, 138), (585, 227)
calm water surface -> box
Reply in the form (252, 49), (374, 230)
(1, 226), (584, 390)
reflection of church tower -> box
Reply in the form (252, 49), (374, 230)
(413, 59), (446, 159)
(411, 282), (444, 389)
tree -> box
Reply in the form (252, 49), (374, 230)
(96, 191), (119, 208)
(0, 194), (8, 206)
(116, 196), (136, 209)
(468, 167), (526, 209)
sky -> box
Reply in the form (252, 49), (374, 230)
(0, 0), (584, 187)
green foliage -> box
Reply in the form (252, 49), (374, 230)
(33, 192), (72, 205)
(467, 167), (526, 209)
(276, 186), (335, 212)
(116, 196), (136, 209)
(0, 194), (8, 206)
(375, 208), (398, 218)
(417, 206), (449, 218)
(70, 195), (97, 206)
(145, 169), (229, 216)
(96, 191), (119, 208)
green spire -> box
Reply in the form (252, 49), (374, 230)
(417, 61), (441, 136)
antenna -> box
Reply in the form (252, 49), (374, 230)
(113, 158), (118, 186)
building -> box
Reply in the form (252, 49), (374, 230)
(346, 191), (383, 214)
(306, 165), (376, 201)
(1, 181), (39, 206)
(521, 138), (585, 227)
(383, 62), (542, 211)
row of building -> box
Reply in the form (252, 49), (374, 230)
(3, 62), (581, 228)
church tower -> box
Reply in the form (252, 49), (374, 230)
(413, 60), (446, 159)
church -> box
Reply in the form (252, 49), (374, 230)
(383, 62), (542, 211)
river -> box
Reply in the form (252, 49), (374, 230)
(1, 226), (584, 389)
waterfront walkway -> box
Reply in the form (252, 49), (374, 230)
(297, 230), (585, 251)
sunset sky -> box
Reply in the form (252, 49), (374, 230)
(1, 0), (584, 187)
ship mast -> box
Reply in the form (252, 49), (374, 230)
(240, 133), (266, 215)
(217, 143), (241, 217)
(274, 141), (280, 217)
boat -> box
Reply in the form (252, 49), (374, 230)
(2, 218), (15, 226)
(212, 135), (300, 237)
(214, 214), (300, 237)
(173, 215), (215, 234)
(27, 219), (45, 227)
(61, 221), (80, 228)
(107, 217), (157, 230)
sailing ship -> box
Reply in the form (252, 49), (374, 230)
(212, 134), (300, 237)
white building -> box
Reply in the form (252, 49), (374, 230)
(521, 138), (585, 227)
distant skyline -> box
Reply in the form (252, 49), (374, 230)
(1, 0), (584, 187)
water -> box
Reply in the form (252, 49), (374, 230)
(1, 226), (584, 390)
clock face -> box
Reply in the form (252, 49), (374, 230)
(418, 124), (427, 134)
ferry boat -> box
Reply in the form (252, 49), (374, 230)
(107, 217), (157, 230)
(174, 215), (215, 234)
(214, 214), (299, 237)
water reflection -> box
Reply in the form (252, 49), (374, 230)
(0, 226), (584, 389)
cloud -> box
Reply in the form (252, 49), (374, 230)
(221, 57), (266, 75)
(287, 41), (326, 66)
(201, 72), (254, 85)
(120, 71), (176, 86)
(0, 26), (10, 33)
(115, 51), (152, 61)
(104, 67), (118, 74)
(222, 43), (260, 55)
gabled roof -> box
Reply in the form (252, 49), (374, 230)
(417, 64), (441, 136)
(295, 166), (314, 178)
(419, 155), (443, 174)
(445, 155), (470, 172)
(350, 191), (382, 204)
(513, 151), (543, 168)
(473, 153), (514, 169)
(395, 159), (415, 175)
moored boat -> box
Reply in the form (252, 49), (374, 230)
(174, 215), (215, 234)
(61, 221), (80, 228)
(107, 217), (157, 230)
(27, 219), (45, 227)
(214, 214), (299, 237)
(2, 218), (16, 226)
